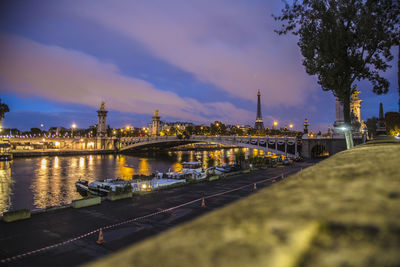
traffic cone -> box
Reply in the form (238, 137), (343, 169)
(201, 197), (206, 208)
(97, 228), (104, 244)
(253, 183), (257, 190)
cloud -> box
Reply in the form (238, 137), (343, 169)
(0, 34), (253, 124)
(71, 0), (315, 106)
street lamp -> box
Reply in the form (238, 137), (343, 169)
(336, 124), (354, 149)
(72, 123), (76, 138)
(273, 121), (278, 129)
(289, 124), (294, 129)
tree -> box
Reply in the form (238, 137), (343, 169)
(0, 98), (10, 127)
(30, 128), (42, 135)
(275, 0), (400, 125)
(398, 46), (400, 112)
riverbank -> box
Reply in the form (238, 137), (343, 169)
(90, 139), (400, 267)
(0, 163), (310, 266)
(11, 149), (116, 158)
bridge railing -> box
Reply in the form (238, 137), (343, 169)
(119, 135), (299, 157)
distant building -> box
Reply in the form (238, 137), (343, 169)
(160, 121), (194, 131)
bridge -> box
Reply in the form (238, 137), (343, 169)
(119, 135), (299, 157)
(4, 134), (361, 159)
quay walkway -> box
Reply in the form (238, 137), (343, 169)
(0, 163), (310, 266)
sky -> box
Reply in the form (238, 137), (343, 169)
(0, 0), (398, 132)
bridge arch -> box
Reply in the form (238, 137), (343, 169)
(311, 144), (329, 158)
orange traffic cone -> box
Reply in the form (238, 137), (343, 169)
(253, 183), (257, 190)
(201, 197), (206, 208)
(97, 228), (104, 244)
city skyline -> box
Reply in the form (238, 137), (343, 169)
(0, 0), (398, 131)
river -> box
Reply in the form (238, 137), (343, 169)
(0, 148), (260, 215)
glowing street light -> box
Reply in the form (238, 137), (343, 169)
(289, 124), (294, 129)
(71, 123), (77, 138)
(273, 121), (278, 129)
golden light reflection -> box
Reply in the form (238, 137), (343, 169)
(172, 162), (182, 172)
(89, 155), (93, 165)
(177, 151), (182, 163)
(189, 151), (194, 162)
(79, 157), (85, 168)
(71, 158), (77, 168)
(54, 157), (59, 169)
(118, 156), (134, 180)
(202, 151), (209, 169)
(138, 158), (151, 176)
(227, 149), (235, 164)
(253, 149), (259, 157)
(0, 161), (12, 215)
(41, 158), (47, 169)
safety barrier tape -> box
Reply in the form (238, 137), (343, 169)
(1, 171), (292, 264)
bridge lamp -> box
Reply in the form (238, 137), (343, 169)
(289, 124), (293, 129)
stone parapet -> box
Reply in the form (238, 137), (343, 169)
(87, 141), (400, 267)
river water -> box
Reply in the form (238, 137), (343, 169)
(0, 148), (260, 215)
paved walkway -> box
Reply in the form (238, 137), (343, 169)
(0, 162), (312, 266)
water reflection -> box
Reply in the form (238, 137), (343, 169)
(0, 161), (12, 214)
(0, 148), (252, 214)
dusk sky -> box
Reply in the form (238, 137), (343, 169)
(0, 0), (398, 131)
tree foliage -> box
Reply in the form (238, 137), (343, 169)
(0, 98), (10, 121)
(275, 0), (400, 123)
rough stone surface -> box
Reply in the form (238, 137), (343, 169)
(71, 196), (101, 208)
(87, 142), (400, 267)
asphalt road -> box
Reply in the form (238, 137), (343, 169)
(0, 162), (313, 266)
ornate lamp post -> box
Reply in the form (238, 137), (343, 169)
(71, 123), (76, 138)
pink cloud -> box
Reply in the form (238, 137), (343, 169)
(71, 0), (316, 107)
(0, 34), (254, 124)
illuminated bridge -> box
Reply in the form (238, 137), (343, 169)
(119, 135), (299, 157)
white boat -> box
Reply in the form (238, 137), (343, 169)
(164, 161), (208, 180)
(76, 178), (130, 196)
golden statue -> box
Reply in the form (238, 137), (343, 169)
(154, 109), (159, 117)
(351, 89), (361, 100)
(100, 101), (105, 110)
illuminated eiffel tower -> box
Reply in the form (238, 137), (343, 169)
(254, 90), (264, 130)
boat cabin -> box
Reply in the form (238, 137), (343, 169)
(182, 161), (202, 169)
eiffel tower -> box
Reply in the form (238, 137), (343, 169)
(254, 90), (264, 130)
